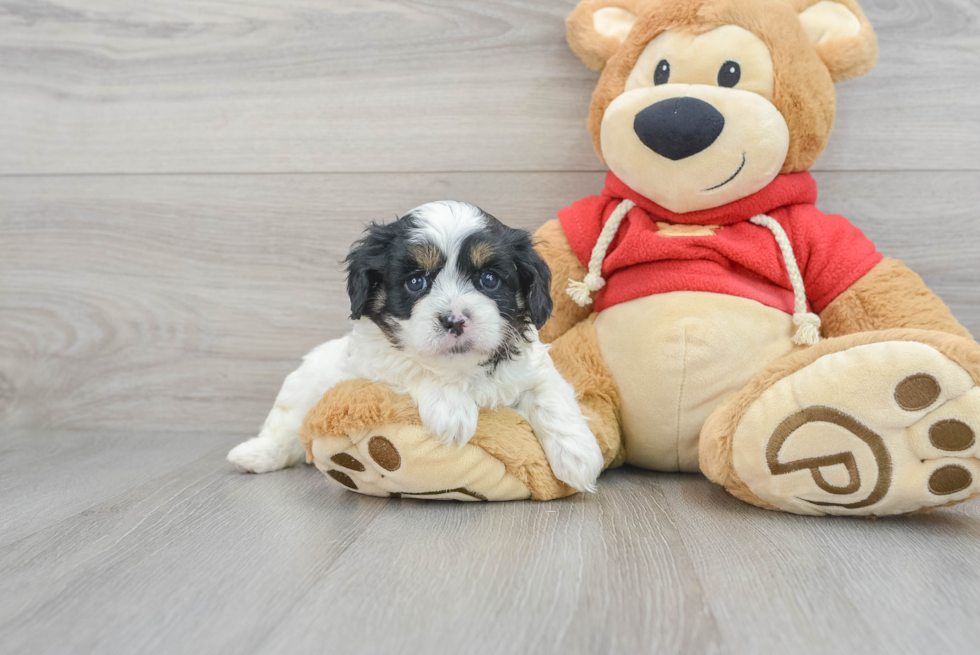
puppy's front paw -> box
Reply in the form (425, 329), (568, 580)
(545, 431), (604, 493)
(227, 436), (300, 473)
(418, 390), (479, 448)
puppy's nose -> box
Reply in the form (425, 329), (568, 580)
(439, 313), (466, 337)
(633, 97), (725, 161)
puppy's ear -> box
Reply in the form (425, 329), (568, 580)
(344, 222), (398, 320)
(515, 239), (554, 330)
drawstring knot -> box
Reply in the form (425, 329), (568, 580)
(566, 272), (605, 306)
(750, 214), (821, 346)
(792, 312), (822, 347)
(565, 205), (820, 347)
(566, 199), (635, 307)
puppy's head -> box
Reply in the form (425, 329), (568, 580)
(345, 201), (552, 363)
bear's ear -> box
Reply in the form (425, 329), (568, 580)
(566, 1), (642, 70)
(795, 0), (879, 82)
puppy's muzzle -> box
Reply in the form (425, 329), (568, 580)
(633, 97), (725, 161)
(439, 313), (467, 337)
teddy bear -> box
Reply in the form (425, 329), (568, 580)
(300, 0), (980, 516)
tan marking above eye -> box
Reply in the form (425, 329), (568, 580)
(469, 242), (495, 268)
(410, 244), (443, 271)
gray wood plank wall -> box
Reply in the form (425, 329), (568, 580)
(3, 171), (979, 434)
(2, 1), (980, 654)
(2, 0), (979, 434)
(1, 0), (978, 174)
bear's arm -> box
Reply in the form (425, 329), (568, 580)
(534, 219), (591, 344)
(819, 257), (973, 339)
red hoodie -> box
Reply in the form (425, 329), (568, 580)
(558, 172), (882, 315)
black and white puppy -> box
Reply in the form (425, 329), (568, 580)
(227, 201), (604, 492)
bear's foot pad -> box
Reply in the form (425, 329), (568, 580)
(309, 425), (531, 502)
(730, 340), (980, 516)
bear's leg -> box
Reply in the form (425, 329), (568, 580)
(303, 318), (624, 501)
(700, 329), (980, 516)
(548, 316), (627, 470)
(303, 382), (550, 501)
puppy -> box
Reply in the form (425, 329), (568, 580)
(227, 201), (604, 492)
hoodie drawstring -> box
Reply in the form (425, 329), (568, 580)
(564, 202), (821, 347)
(749, 214), (821, 346)
(566, 199), (635, 307)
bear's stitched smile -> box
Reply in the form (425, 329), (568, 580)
(703, 152), (746, 192)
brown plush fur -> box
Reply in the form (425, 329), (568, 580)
(525, 221), (628, 471)
(549, 316), (626, 468)
(820, 258), (974, 340)
(469, 413), (577, 501)
(300, 379), (423, 457)
(785, 0), (879, 81)
(566, 0), (650, 70)
(699, 329), (980, 512)
(566, 0), (878, 173)
(535, 218), (592, 344)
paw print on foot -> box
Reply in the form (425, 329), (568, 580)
(308, 425), (531, 502)
(730, 340), (980, 516)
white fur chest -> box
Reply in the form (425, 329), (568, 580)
(346, 321), (549, 411)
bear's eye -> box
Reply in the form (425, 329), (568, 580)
(654, 59), (670, 85)
(718, 60), (740, 88)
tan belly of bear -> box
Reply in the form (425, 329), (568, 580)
(593, 292), (796, 472)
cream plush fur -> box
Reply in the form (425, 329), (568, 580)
(594, 292), (795, 472)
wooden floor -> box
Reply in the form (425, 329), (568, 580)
(2, 1), (979, 653)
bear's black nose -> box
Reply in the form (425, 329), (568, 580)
(633, 97), (725, 161)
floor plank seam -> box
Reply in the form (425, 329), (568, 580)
(243, 494), (390, 654)
(0, 443), (233, 553)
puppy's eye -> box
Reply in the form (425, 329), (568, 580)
(718, 60), (740, 88)
(406, 274), (428, 293)
(479, 271), (500, 290)
(654, 59), (670, 85)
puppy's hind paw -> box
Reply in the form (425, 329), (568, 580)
(227, 436), (302, 474)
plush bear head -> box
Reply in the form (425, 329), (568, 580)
(566, 0), (878, 213)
